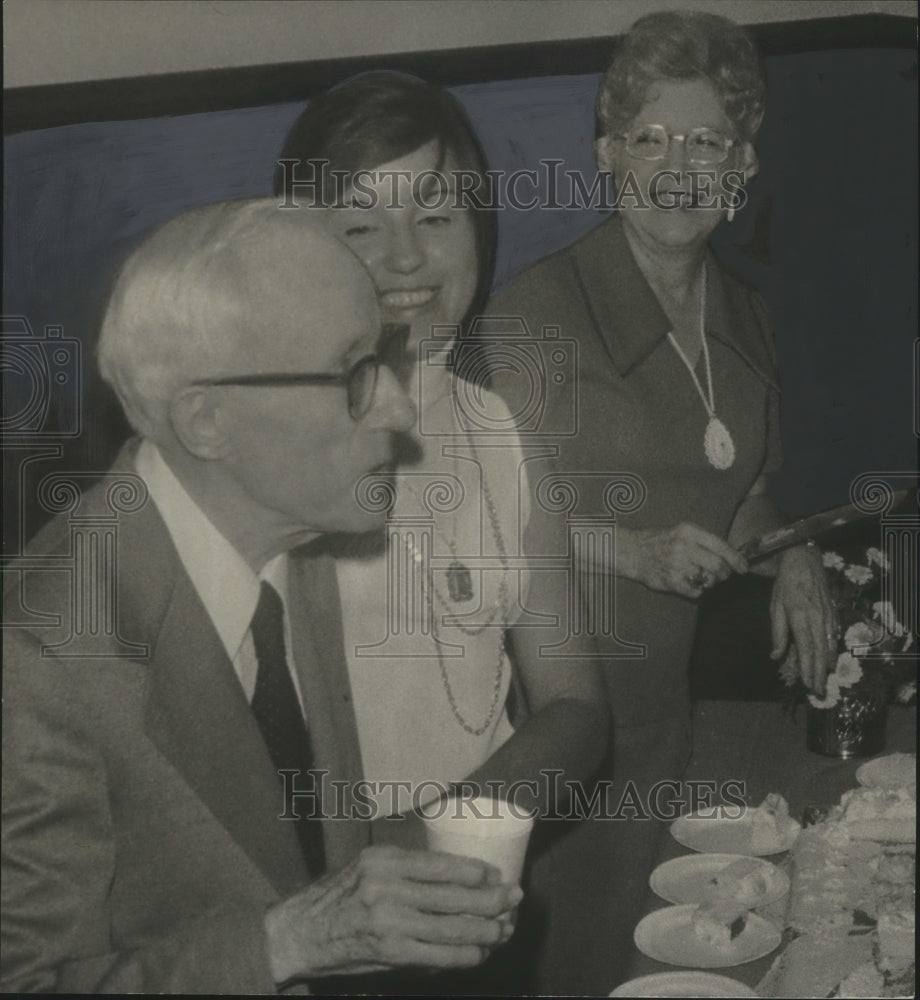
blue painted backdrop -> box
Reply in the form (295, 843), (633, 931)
(3, 48), (917, 543)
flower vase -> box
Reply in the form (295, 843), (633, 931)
(806, 692), (888, 758)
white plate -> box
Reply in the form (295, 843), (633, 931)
(650, 853), (789, 907)
(609, 971), (760, 997)
(634, 904), (781, 968)
(856, 752), (916, 789)
(670, 809), (800, 856)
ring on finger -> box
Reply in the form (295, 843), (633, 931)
(687, 568), (711, 591)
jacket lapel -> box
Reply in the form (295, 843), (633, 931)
(288, 549), (369, 872)
(115, 439), (367, 889)
(143, 572), (308, 897)
(704, 261), (781, 392)
(105, 443), (308, 896)
(572, 216), (671, 375)
(573, 216), (778, 388)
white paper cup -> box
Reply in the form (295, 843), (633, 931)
(422, 795), (534, 884)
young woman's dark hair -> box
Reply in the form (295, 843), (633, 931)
(274, 72), (496, 331)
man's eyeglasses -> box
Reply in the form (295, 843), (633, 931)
(615, 124), (737, 165)
(189, 326), (410, 421)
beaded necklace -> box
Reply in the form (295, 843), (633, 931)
(403, 430), (510, 735)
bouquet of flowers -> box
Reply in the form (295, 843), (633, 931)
(781, 546), (916, 709)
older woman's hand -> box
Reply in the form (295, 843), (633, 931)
(621, 523), (748, 598)
(769, 544), (836, 696)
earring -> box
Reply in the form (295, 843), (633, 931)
(726, 205), (736, 224)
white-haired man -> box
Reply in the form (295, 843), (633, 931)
(1, 200), (521, 993)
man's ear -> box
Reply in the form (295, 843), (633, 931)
(169, 386), (231, 460)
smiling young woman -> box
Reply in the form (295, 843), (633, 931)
(273, 74), (608, 994)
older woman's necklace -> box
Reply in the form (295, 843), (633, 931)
(666, 269), (736, 470)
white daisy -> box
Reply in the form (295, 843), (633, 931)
(866, 547), (890, 571)
(834, 652), (863, 688)
(808, 673), (841, 709)
(844, 621), (883, 655)
(844, 564), (873, 586)
(873, 601), (906, 637)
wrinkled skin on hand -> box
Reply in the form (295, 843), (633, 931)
(769, 544), (837, 697)
(264, 845), (521, 984)
(626, 522), (748, 598)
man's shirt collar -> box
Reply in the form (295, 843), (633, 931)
(135, 440), (288, 663)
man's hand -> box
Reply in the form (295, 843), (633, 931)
(264, 845), (521, 984)
(769, 544), (837, 696)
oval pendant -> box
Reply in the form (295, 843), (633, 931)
(704, 416), (736, 470)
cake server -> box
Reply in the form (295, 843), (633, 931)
(739, 490), (909, 563)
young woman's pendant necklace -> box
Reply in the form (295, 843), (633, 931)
(666, 267), (736, 470)
(402, 429), (511, 735)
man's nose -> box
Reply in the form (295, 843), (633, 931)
(384, 222), (424, 274)
(365, 364), (416, 432)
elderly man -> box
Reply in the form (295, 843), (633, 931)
(1, 200), (522, 994)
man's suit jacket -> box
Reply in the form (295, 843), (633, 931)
(1, 444), (369, 993)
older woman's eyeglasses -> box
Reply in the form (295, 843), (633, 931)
(188, 327), (407, 423)
(616, 124), (737, 165)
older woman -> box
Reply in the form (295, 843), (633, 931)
(486, 11), (835, 992)
(275, 73), (606, 841)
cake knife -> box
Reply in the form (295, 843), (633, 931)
(739, 490), (909, 563)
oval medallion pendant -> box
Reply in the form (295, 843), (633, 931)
(446, 560), (474, 602)
(704, 416), (736, 470)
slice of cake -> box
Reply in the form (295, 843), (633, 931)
(749, 792), (795, 853)
(691, 902), (748, 949)
(707, 856), (771, 905)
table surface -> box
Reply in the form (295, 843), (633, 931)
(625, 700), (917, 992)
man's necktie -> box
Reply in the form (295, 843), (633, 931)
(250, 581), (326, 878)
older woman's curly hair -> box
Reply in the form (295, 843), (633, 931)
(596, 11), (766, 143)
